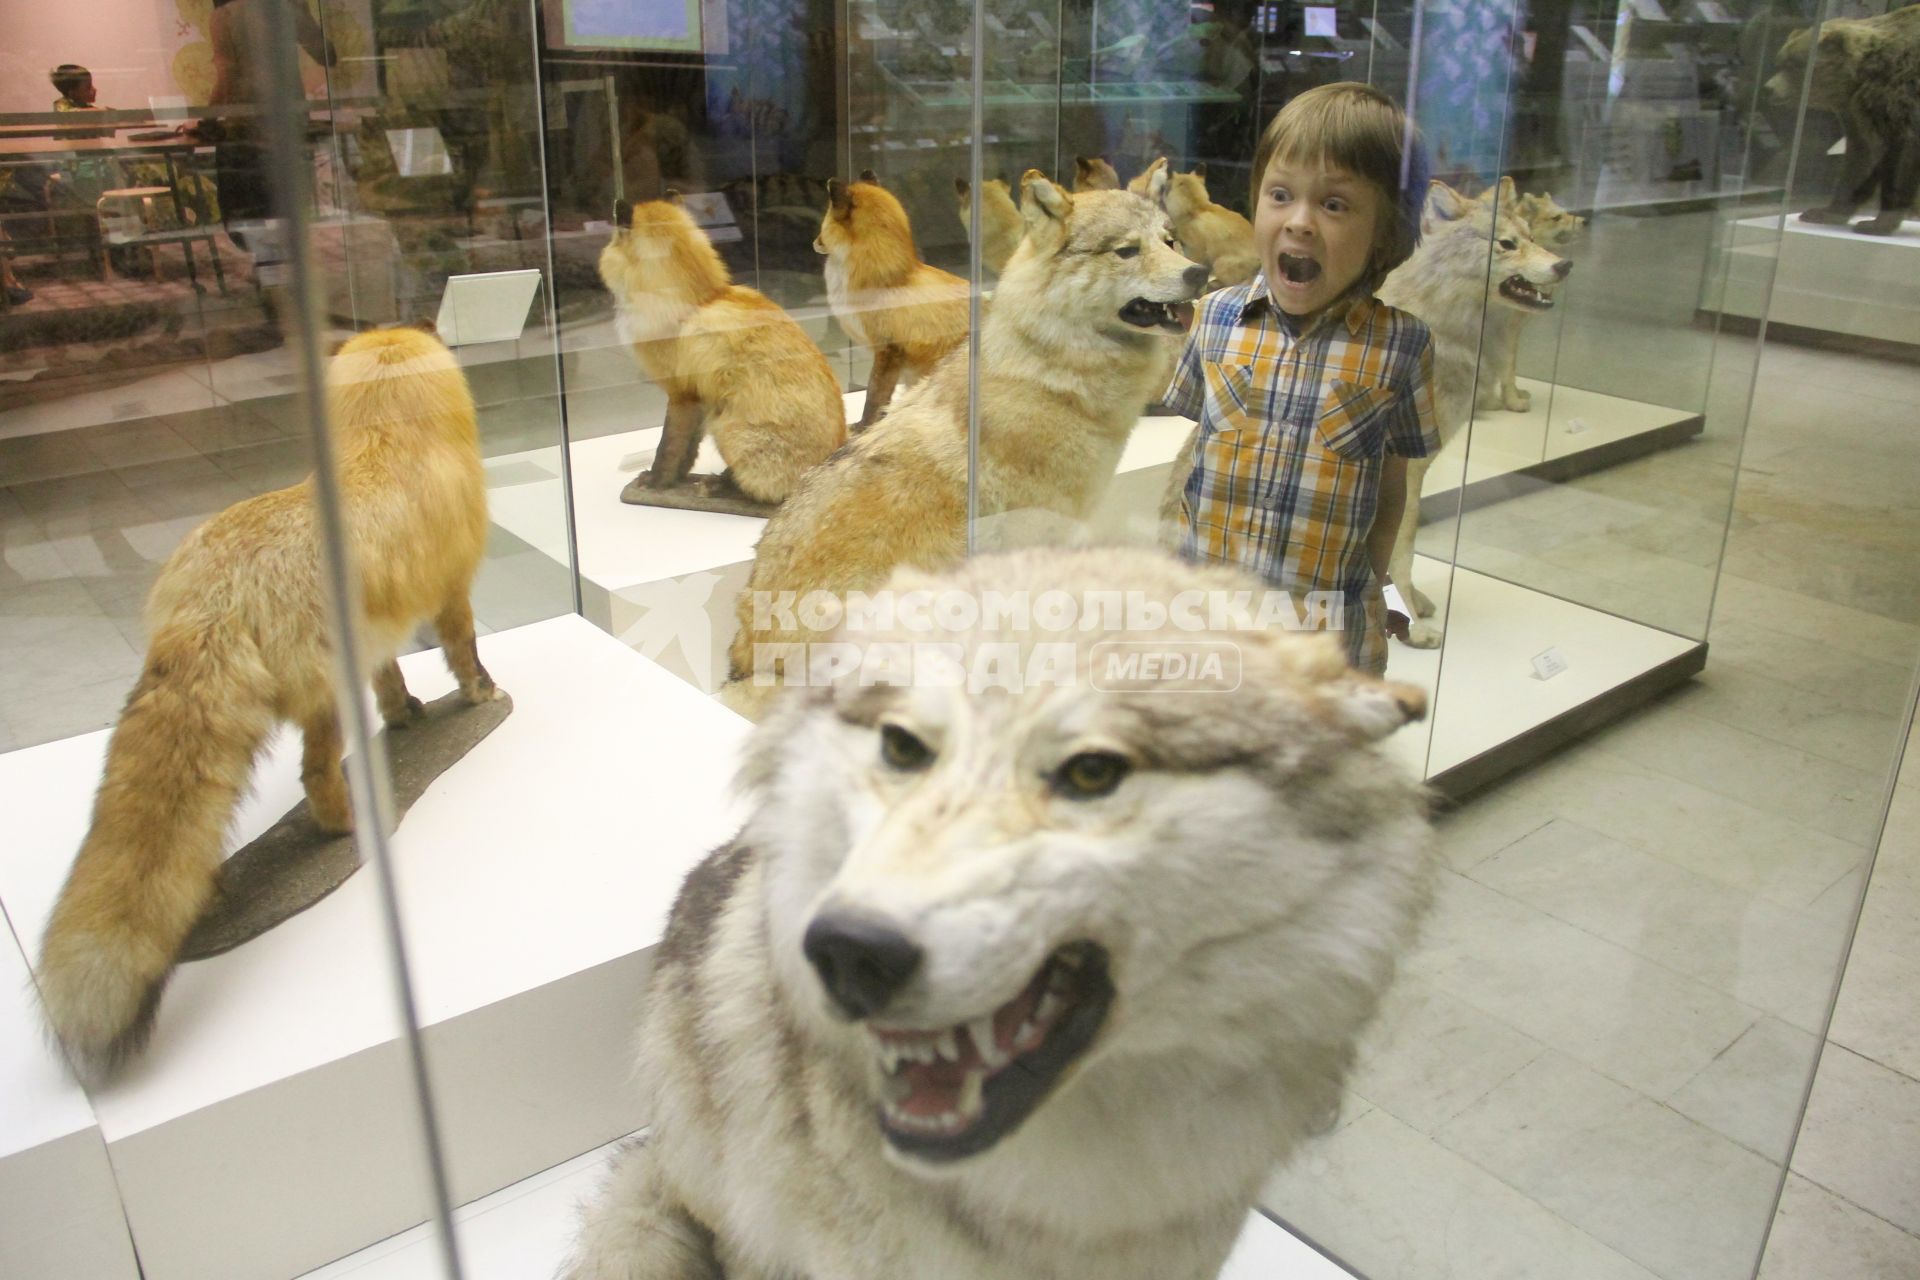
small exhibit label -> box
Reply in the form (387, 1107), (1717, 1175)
(1530, 647), (1570, 681)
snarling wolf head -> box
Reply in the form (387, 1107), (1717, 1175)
(741, 548), (1433, 1167)
(1409, 181), (1571, 315)
(989, 171), (1208, 345)
(598, 194), (730, 333)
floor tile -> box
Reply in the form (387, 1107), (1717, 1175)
(1826, 939), (1920, 1083)
(1757, 1174), (1920, 1280)
(0, 428), (100, 485)
(79, 418), (205, 470)
(0, 669), (133, 746)
(1263, 1108), (1662, 1280)
(1347, 975), (1544, 1134)
(1435, 1053), (1784, 1280)
(1409, 872), (1759, 1099)
(1469, 818), (1851, 1031)
(1789, 1045), (1920, 1236)
(1669, 1017), (1823, 1163)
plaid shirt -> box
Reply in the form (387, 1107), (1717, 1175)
(1165, 277), (1440, 672)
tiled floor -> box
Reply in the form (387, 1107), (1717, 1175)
(0, 206), (1916, 1279)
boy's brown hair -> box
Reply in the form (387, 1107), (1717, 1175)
(50, 64), (93, 103)
(1251, 82), (1429, 296)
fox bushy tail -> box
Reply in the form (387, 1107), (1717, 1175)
(37, 623), (276, 1081)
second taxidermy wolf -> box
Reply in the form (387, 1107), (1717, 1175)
(601, 195), (847, 503)
(37, 326), (500, 1082)
(953, 176), (1023, 275)
(1164, 163), (1259, 287)
(1442, 177), (1586, 415)
(565, 547), (1434, 1280)
(726, 173), (1208, 718)
(817, 173), (971, 428)
(1378, 181), (1570, 645)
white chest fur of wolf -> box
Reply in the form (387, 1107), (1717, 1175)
(565, 548), (1434, 1280)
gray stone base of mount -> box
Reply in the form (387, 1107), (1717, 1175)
(179, 688), (514, 960)
(620, 471), (780, 519)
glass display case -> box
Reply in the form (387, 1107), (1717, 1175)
(3, 0), (1916, 1277)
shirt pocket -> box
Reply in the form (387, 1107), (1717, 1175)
(1317, 380), (1397, 459)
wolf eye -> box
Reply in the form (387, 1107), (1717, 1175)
(1114, 244), (1140, 258)
(879, 724), (933, 772)
(1498, 237), (1518, 250)
(1053, 751), (1131, 799)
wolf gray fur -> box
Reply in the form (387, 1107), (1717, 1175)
(565, 547), (1434, 1280)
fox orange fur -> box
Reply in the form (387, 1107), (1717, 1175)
(600, 196), (847, 501)
(1073, 154), (1120, 191)
(1164, 164), (1259, 287)
(37, 326), (498, 1082)
(953, 177), (1024, 276)
(816, 176), (970, 428)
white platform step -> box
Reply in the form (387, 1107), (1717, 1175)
(1720, 214), (1920, 344)
(0, 616), (750, 1280)
(297, 1135), (1354, 1279)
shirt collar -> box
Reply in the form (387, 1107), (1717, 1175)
(1240, 275), (1375, 336)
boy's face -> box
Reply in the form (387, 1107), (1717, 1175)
(1254, 156), (1382, 319)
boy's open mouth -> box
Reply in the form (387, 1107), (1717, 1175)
(868, 941), (1113, 1162)
(1498, 275), (1555, 310)
(1118, 298), (1195, 333)
(1277, 252), (1322, 285)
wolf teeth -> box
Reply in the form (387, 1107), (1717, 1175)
(969, 1016), (1011, 1068)
(958, 1068), (985, 1118)
(935, 1027), (960, 1062)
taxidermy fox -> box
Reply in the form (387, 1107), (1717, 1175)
(1164, 163), (1259, 288)
(601, 195), (847, 501)
(954, 177), (1023, 275)
(816, 172), (970, 428)
(1073, 154), (1121, 191)
(37, 326), (499, 1082)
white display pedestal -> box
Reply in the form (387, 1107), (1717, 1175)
(0, 617), (749, 1280)
(1718, 214), (1920, 346)
(294, 1132), (1354, 1279)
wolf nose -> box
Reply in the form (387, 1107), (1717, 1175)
(1182, 264), (1209, 292)
(1552, 259), (1572, 279)
(804, 912), (923, 1019)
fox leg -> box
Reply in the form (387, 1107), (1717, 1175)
(857, 343), (905, 429)
(374, 660), (425, 727)
(435, 597), (502, 704)
(562, 1139), (723, 1280)
(647, 397), (706, 487)
(301, 711), (354, 835)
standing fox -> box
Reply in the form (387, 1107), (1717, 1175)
(816, 174), (970, 428)
(1164, 163), (1259, 287)
(601, 195), (847, 502)
(953, 177), (1023, 275)
(37, 326), (499, 1082)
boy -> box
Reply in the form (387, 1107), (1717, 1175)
(1164, 81), (1437, 676)
(51, 65), (114, 138)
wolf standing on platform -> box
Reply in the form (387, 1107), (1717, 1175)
(37, 327), (499, 1082)
(565, 548), (1434, 1280)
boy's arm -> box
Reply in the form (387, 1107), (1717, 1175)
(1366, 456), (1408, 581)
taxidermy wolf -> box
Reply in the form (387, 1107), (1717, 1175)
(565, 546), (1435, 1280)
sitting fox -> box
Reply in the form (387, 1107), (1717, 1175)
(37, 326), (499, 1082)
(600, 195), (847, 502)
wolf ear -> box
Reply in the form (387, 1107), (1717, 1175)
(954, 177), (969, 197)
(1330, 675), (1428, 743)
(612, 198), (633, 230)
(828, 178), (852, 215)
(1146, 157), (1170, 203)
(859, 168), (880, 185)
(1020, 168), (1073, 232)
(1190, 160), (1207, 181)
(663, 187), (684, 204)
(1495, 175), (1518, 208)
(1425, 180), (1473, 222)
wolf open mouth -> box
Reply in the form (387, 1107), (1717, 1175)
(1277, 252), (1321, 284)
(870, 941), (1113, 1162)
(1119, 298), (1194, 333)
(1498, 276), (1554, 310)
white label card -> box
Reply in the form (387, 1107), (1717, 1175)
(1530, 647), (1570, 681)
